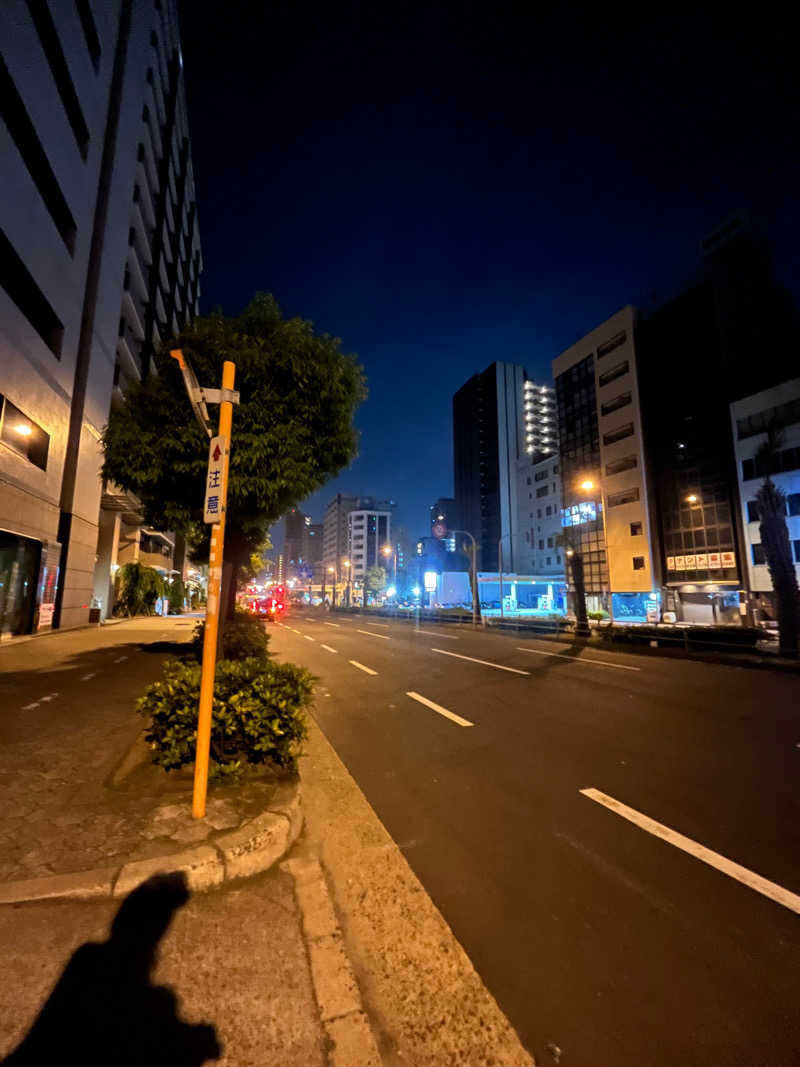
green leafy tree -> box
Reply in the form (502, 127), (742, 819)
(364, 565), (387, 602)
(755, 430), (800, 656)
(103, 295), (365, 617)
(114, 562), (165, 617)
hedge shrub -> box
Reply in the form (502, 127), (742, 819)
(191, 609), (270, 662)
(598, 624), (761, 649)
(137, 656), (314, 774)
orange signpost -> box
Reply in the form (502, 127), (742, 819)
(169, 349), (238, 819)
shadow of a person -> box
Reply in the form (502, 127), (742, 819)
(3, 872), (220, 1066)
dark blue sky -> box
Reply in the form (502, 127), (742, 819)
(180, 3), (799, 539)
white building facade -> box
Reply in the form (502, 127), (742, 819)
(348, 509), (391, 580)
(730, 378), (800, 617)
(0, 0), (201, 635)
(516, 453), (563, 575)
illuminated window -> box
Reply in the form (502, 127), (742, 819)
(0, 396), (49, 470)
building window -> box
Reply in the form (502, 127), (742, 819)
(0, 59), (77, 254)
(606, 455), (638, 476)
(75, 0), (102, 69)
(0, 396), (49, 470)
(789, 493), (800, 516)
(736, 398), (800, 439)
(747, 500), (760, 523)
(545, 505), (552, 516)
(538, 539), (544, 550)
(794, 540), (800, 563)
(526, 476), (531, 485)
(632, 556), (645, 570)
(752, 543), (766, 565)
(0, 229), (64, 356)
(607, 487), (640, 508)
(600, 391), (632, 416)
(534, 469), (548, 482)
(546, 557), (552, 565)
(596, 331), (627, 359)
(630, 521), (643, 536)
(536, 485), (549, 498)
(537, 508), (542, 518)
(602, 422), (635, 445)
(743, 447), (800, 480)
(598, 360), (629, 387)
(27, 0), (90, 158)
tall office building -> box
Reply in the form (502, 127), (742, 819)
(347, 508), (391, 580)
(322, 493), (395, 580)
(1, 0), (201, 636)
(453, 362), (554, 572)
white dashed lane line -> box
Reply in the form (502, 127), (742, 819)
(516, 647), (641, 671)
(321, 644), (338, 653)
(113, 656), (127, 663)
(81, 673), (97, 681)
(304, 635), (315, 641)
(430, 648), (530, 676)
(406, 691), (474, 727)
(581, 787), (800, 915)
(356, 629), (391, 640)
(324, 622), (341, 628)
(413, 629), (459, 640)
(349, 660), (378, 676)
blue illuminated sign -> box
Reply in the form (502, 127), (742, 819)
(561, 502), (597, 527)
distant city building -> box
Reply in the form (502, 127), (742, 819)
(730, 378), (800, 619)
(516, 454), (563, 575)
(552, 219), (800, 624)
(0, 0), (201, 636)
(322, 493), (396, 582)
(430, 497), (457, 531)
(348, 509), (391, 580)
(554, 307), (658, 620)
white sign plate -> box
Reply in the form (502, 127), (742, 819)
(203, 435), (226, 523)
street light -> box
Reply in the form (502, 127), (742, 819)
(381, 543), (397, 587)
(342, 559), (352, 606)
(577, 477), (614, 624)
(686, 493), (699, 504)
(322, 565), (335, 604)
(449, 528), (480, 627)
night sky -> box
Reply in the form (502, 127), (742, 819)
(179, 3), (799, 541)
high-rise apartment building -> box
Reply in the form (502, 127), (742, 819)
(453, 362), (555, 573)
(517, 453), (563, 575)
(347, 508), (391, 580)
(322, 493), (395, 580)
(1, 0), (201, 636)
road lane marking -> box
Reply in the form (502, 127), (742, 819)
(81, 673), (97, 681)
(413, 629), (458, 640)
(321, 644), (338, 653)
(349, 660), (378, 675)
(21, 702), (40, 710)
(581, 787), (800, 916)
(113, 656), (127, 663)
(367, 622), (390, 627)
(406, 691), (474, 727)
(357, 629), (391, 640)
(290, 628), (302, 634)
(516, 647), (640, 671)
(39, 692), (59, 702)
(324, 622), (341, 628)
(431, 648), (529, 675)
(304, 635), (315, 641)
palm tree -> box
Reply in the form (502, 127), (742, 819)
(754, 429), (800, 656)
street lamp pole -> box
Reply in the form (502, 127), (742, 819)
(498, 534), (511, 622)
(451, 529), (479, 627)
(580, 478), (614, 624)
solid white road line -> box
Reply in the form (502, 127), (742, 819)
(321, 644), (338, 653)
(356, 629), (391, 640)
(349, 660), (378, 675)
(581, 787), (800, 916)
(431, 648), (530, 675)
(81, 673), (97, 681)
(304, 635), (315, 641)
(516, 647), (641, 672)
(413, 629), (459, 640)
(324, 622), (341, 628)
(406, 691), (474, 727)
(367, 622), (390, 627)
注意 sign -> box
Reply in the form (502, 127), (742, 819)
(203, 436), (226, 523)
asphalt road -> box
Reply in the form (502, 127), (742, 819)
(271, 608), (800, 1067)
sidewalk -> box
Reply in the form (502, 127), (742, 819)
(0, 618), (535, 1065)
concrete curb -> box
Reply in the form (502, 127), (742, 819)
(283, 854), (382, 1067)
(0, 782), (303, 906)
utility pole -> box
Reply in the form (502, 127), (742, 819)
(170, 350), (239, 819)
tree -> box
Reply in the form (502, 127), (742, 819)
(755, 430), (800, 656)
(103, 295), (365, 617)
(364, 566), (387, 602)
(558, 531), (589, 636)
(114, 562), (165, 617)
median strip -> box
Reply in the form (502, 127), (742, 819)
(406, 691), (474, 727)
(356, 629), (391, 640)
(430, 648), (530, 675)
(580, 787), (800, 916)
(516, 647), (640, 671)
(349, 660), (378, 676)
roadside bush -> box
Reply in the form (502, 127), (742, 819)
(137, 656), (314, 773)
(191, 609), (270, 662)
(168, 578), (185, 615)
(588, 611), (607, 621)
(598, 624), (761, 649)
